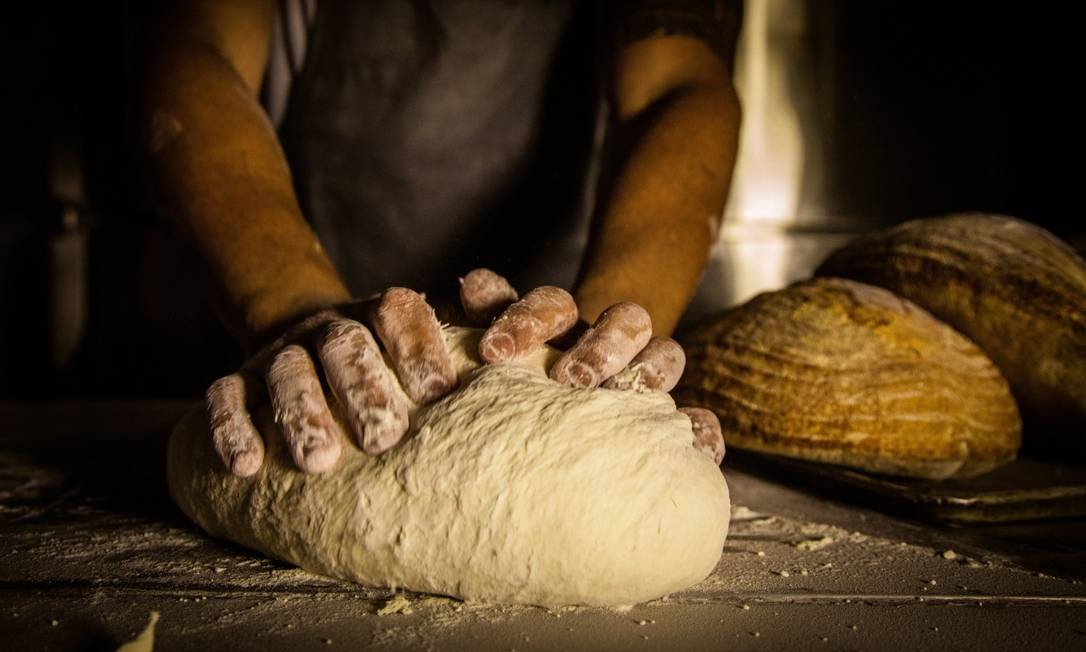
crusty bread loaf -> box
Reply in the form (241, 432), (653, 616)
(816, 213), (1086, 450)
(676, 278), (1021, 480)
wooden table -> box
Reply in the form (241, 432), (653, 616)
(1, 402), (1084, 650)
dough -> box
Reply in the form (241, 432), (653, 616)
(168, 327), (730, 607)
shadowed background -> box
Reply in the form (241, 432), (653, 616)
(1, 1), (1081, 398)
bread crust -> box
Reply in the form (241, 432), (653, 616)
(676, 278), (1021, 480)
(817, 213), (1086, 450)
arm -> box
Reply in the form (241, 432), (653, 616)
(138, 1), (725, 475)
(138, 0), (349, 347)
(575, 9), (741, 336)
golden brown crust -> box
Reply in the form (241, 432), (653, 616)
(676, 278), (1021, 480)
(816, 214), (1086, 448)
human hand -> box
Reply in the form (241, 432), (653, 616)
(205, 287), (457, 476)
(206, 269), (724, 478)
(465, 269), (725, 465)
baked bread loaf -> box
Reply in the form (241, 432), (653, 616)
(676, 278), (1021, 480)
(816, 213), (1086, 449)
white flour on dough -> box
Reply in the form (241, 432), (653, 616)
(167, 327), (730, 606)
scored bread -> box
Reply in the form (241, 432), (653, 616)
(816, 213), (1085, 450)
(676, 278), (1021, 480)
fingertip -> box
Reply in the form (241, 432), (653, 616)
(379, 286), (421, 307)
(424, 374), (458, 401)
(682, 407), (725, 466)
(400, 366), (456, 404)
(552, 359), (598, 388)
(362, 423), (408, 456)
(350, 403), (410, 455)
(295, 436), (342, 474)
(600, 301), (651, 327)
(633, 337), (687, 392)
(651, 336), (686, 366)
(479, 329), (516, 363)
(530, 286), (579, 325)
(548, 353), (589, 388)
(230, 447), (264, 477)
(694, 435), (725, 466)
(210, 407), (266, 478)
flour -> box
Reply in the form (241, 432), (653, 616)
(168, 327), (730, 607)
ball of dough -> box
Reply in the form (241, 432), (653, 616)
(168, 327), (730, 606)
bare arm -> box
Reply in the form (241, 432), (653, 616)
(575, 32), (741, 336)
(138, 0), (349, 347)
(137, 2), (726, 474)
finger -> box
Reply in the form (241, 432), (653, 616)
(318, 319), (410, 455)
(602, 336), (686, 392)
(371, 287), (457, 404)
(267, 345), (342, 473)
(681, 407), (725, 465)
(479, 286), (579, 363)
(206, 372), (266, 477)
(549, 302), (652, 388)
(460, 268), (518, 326)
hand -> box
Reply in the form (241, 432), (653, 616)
(465, 269), (725, 465)
(205, 287), (456, 476)
(207, 269), (724, 478)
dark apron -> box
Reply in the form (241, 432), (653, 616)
(278, 0), (604, 305)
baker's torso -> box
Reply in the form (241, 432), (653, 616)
(272, 0), (604, 302)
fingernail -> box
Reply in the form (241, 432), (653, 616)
(480, 331), (516, 363)
(566, 362), (598, 388)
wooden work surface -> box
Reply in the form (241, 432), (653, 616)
(1, 402), (1084, 650)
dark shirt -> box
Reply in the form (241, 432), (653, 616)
(276, 0), (739, 303)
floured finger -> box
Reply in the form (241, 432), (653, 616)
(206, 372), (266, 477)
(603, 337), (686, 392)
(460, 268), (518, 326)
(681, 407), (725, 465)
(550, 302), (652, 388)
(479, 286), (578, 363)
(319, 319), (410, 455)
(372, 287), (457, 404)
(267, 345), (342, 473)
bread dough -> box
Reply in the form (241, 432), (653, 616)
(168, 327), (730, 606)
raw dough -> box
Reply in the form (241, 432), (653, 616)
(168, 327), (730, 606)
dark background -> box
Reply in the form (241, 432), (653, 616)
(0, 1), (1081, 398)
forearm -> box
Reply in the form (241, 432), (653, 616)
(140, 37), (349, 345)
(576, 83), (740, 336)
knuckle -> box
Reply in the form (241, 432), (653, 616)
(206, 374), (240, 403)
(604, 302), (652, 329)
(269, 345), (311, 377)
(274, 343), (309, 363)
(321, 319), (366, 349)
(379, 286), (422, 311)
(536, 285), (575, 304)
(462, 268), (501, 287)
